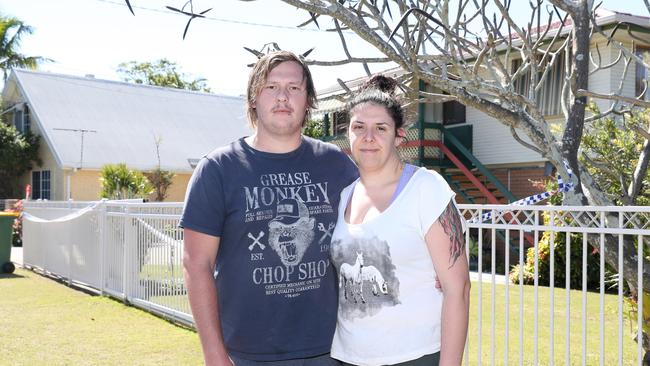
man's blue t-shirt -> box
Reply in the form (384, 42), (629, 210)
(180, 136), (358, 361)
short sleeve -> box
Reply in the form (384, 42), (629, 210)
(417, 170), (458, 235)
(179, 157), (225, 237)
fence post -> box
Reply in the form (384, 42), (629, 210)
(67, 218), (72, 286)
(99, 201), (106, 295)
(123, 204), (131, 303)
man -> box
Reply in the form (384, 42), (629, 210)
(180, 51), (358, 366)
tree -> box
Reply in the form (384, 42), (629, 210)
(144, 136), (175, 202)
(99, 163), (153, 200)
(0, 121), (40, 198)
(117, 59), (211, 92)
(0, 14), (49, 80)
(238, 0), (650, 293)
(268, 1), (650, 354)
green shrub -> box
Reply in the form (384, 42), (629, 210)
(509, 229), (601, 290)
(99, 163), (153, 200)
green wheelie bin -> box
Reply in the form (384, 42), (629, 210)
(0, 212), (18, 274)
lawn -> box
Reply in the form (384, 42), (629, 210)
(0, 267), (640, 365)
(0, 268), (203, 366)
(467, 281), (639, 365)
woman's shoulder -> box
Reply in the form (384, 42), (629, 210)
(412, 167), (449, 188)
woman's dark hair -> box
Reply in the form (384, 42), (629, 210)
(346, 75), (405, 130)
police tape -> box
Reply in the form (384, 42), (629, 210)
(470, 161), (575, 223)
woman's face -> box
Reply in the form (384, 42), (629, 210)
(348, 102), (403, 172)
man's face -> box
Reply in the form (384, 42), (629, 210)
(253, 61), (308, 138)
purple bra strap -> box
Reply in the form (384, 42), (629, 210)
(389, 164), (418, 203)
(346, 164), (419, 210)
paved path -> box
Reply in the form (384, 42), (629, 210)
(470, 271), (507, 284)
(10, 245), (507, 284)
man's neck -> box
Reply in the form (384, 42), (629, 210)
(244, 132), (303, 154)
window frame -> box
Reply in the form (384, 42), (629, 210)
(32, 170), (51, 200)
(511, 52), (566, 117)
(635, 45), (650, 100)
(12, 104), (31, 134)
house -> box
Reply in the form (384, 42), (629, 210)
(315, 9), (650, 204)
(1, 69), (251, 201)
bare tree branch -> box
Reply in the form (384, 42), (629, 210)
(577, 89), (650, 109)
(509, 126), (544, 154)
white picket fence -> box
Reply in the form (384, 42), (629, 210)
(22, 200), (191, 325)
(21, 201), (648, 365)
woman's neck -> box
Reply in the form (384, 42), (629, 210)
(358, 157), (404, 189)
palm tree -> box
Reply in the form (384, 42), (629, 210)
(0, 15), (49, 80)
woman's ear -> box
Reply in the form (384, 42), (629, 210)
(395, 127), (406, 146)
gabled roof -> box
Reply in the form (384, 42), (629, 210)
(315, 8), (650, 109)
(4, 69), (250, 173)
(502, 8), (650, 46)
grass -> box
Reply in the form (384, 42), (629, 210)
(0, 267), (641, 365)
(0, 268), (203, 366)
(468, 281), (639, 365)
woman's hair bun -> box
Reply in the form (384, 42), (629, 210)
(361, 75), (398, 95)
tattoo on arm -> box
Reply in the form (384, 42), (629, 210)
(438, 201), (465, 268)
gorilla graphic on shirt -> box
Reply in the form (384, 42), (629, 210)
(268, 198), (315, 267)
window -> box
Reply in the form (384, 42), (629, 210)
(512, 53), (566, 116)
(422, 84), (466, 125)
(443, 101), (466, 125)
(23, 105), (30, 133)
(32, 170), (51, 200)
(12, 104), (30, 134)
(635, 47), (650, 99)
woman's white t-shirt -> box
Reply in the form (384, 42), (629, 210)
(330, 168), (456, 366)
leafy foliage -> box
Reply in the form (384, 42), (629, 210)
(509, 229), (603, 290)
(302, 119), (325, 138)
(0, 122), (40, 198)
(0, 14), (49, 80)
(581, 107), (650, 205)
(117, 59), (211, 92)
(143, 136), (175, 202)
(625, 291), (650, 349)
(145, 169), (175, 202)
(99, 164), (153, 200)
(509, 179), (617, 291)
(4, 199), (22, 246)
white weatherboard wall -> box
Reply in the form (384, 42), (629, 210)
(467, 36), (641, 167)
(466, 108), (545, 166)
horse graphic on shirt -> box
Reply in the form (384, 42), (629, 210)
(361, 265), (389, 296)
(340, 252), (391, 304)
(339, 252), (365, 303)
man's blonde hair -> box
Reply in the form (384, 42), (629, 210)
(246, 51), (317, 128)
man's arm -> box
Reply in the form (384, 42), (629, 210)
(425, 201), (471, 366)
(183, 228), (233, 366)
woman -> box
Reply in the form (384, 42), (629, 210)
(329, 75), (470, 366)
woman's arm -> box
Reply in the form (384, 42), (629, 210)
(425, 201), (471, 366)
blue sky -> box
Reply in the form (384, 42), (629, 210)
(1, 0), (648, 96)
